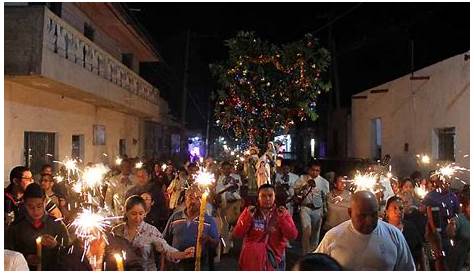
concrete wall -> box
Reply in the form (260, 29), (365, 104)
(4, 6), (44, 75)
(4, 80), (143, 184)
(351, 52), (469, 180)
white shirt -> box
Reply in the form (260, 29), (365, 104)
(4, 249), (29, 271)
(294, 175), (330, 208)
(105, 173), (137, 216)
(315, 220), (415, 271)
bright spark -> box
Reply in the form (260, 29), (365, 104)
(82, 163), (110, 189)
(135, 161), (144, 169)
(195, 169), (215, 188)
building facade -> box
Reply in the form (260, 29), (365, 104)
(4, 3), (184, 182)
(351, 52), (469, 186)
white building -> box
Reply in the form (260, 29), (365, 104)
(351, 52), (469, 187)
(4, 3), (183, 183)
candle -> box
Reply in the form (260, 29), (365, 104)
(114, 253), (124, 271)
(195, 191), (209, 271)
(36, 236), (42, 271)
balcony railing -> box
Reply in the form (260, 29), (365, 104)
(43, 8), (161, 106)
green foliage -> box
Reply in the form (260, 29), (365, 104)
(211, 31), (331, 146)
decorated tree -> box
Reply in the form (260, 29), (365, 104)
(210, 31), (331, 148)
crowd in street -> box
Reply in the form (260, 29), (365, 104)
(3, 145), (470, 271)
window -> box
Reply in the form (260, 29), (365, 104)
(93, 125), (105, 145)
(24, 132), (56, 175)
(119, 139), (127, 157)
(84, 23), (95, 41)
(72, 135), (84, 160)
(434, 127), (455, 161)
(122, 53), (134, 69)
(371, 118), (382, 160)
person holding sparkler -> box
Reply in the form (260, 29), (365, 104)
(233, 184), (298, 270)
(163, 184), (219, 270)
(421, 172), (460, 261)
(111, 195), (195, 270)
(315, 191), (415, 270)
(6, 183), (70, 270)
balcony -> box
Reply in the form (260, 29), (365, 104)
(5, 6), (168, 120)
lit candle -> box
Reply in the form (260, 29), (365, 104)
(195, 191), (209, 271)
(114, 253), (124, 271)
(36, 236), (42, 271)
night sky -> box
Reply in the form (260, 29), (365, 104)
(126, 2), (469, 131)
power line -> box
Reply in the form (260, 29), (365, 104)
(310, 3), (363, 35)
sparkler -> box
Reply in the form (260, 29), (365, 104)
(414, 186), (428, 199)
(115, 156), (123, 166)
(69, 208), (122, 261)
(433, 163), (469, 184)
(351, 171), (379, 193)
(54, 157), (79, 179)
(416, 154), (431, 165)
(135, 161), (144, 169)
(161, 163), (167, 171)
(82, 163), (110, 189)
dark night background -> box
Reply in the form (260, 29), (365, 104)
(127, 2), (470, 131)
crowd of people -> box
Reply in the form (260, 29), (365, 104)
(3, 147), (470, 271)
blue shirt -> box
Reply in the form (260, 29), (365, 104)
(163, 209), (219, 252)
(422, 190), (459, 234)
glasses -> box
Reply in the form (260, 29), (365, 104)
(21, 177), (33, 181)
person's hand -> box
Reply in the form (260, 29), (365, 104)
(40, 234), (58, 248)
(277, 206), (287, 217)
(446, 218), (457, 239)
(183, 246), (195, 258)
(424, 222), (442, 254)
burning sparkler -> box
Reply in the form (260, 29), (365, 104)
(135, 161), (144, 169)
(69, 208), (121, 261)
(54, 157), (80, 179)
(115, 156), (123, 166)
(351, 171), (379, 193)
(414, 186), (428, 199)
(82, 163), (110, 189)
(416, 154), (431, 165)
(161, 163), (167, 171)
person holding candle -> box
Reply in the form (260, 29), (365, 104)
(163, 184), (219, 270)
(112, 195), (195, 270)
(233, 184), (298, 270)
(5, 183), (70, 270)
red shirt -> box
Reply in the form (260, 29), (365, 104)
(233, 206), (298, 270)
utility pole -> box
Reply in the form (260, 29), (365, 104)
(181, 29), (191, 126)
(205, 94), (211, 157)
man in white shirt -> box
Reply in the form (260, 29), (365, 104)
(215, 161), (242, 254)
(275, 160), (299, 216)
(315, 191), (415, 270)
(105, 158), (138, 216)
(4, 249), (29, 271)
(293, 162), (330, 255)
